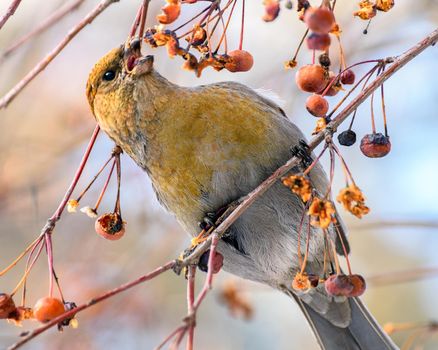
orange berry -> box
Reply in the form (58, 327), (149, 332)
(0, 293), (16, 319)
(295, 64), (327, 93)
(95, 213), (125, 241)
(225, 50), (254, 72)
(347, 274), (366, 297)
(33, 297), (65, 323)
(306, 33), (331, 51)
(306, 94), (329, 117)
(157, 3), (181, 25)
(304, 7), (335, 34)
(360, 133), (391, 158)
(262, 0), (280, 22)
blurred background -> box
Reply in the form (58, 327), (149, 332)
(0, 0), (437, 349)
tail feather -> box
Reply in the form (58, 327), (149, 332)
(291, 294), (399, 350)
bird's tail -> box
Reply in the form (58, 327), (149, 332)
(292, 294), (399, 350)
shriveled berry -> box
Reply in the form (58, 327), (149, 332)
(338, 130), (357, 146)
(348, 274), (366, 297)
(0, 294), (16, 319)
(322, 71), (341, 96)
(318, 53), (331, 68)
(262, 0), (280, 22)
(325, 274), (354, 297)
(307, 33), (331, 51)
(33, 297), (65, 323)
(95, 213), (125, 241)
(295, 64), (327, 93)
(198, 250), (224, 274)
(306, 94), (329, 117)
(360, 133), (391, 158)
(225, 50), (254, 72)
(157, 3), (181, 25)
(341, 69), (355, 85)
(304, 7), (335, 34)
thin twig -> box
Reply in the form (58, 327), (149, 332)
(1, 0), (86, 61)
(7, 261), (175, 350)
(0, 0), (120, 109)
(367, 267), (438, 286)
(0, 0), (22, 31)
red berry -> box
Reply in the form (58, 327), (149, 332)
(295, 64), (327, 93)
(360, 133), (391, 158)
(304, 7), (335, 34)
(33, 297), (65, 323)
(348, 274), (366, 297)
(0, 293), (16, 319)
(341, 69), (355, 85)
(157, 3), (181, 25)
(225, 50), (254, 72)
(306, 33), (331, 51)
(325, 274), (354, 297)
(262, 0), (280, 22)
(306, 94), (329, 117)
(95, 213), (125, 241)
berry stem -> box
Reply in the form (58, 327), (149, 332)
(238, 0), (245, 50)
(287, 28), (309, 67)
(186, 265), (196, 350)
(93, 159), (116, 212)
(380, 71), (389, 137)
(334, 224), (352, 274)
(214, 0), (237, 53)
(138, 0), (150, 46)
(370, 90), (376, 134)
(303, 143), (328, 176)
(299, 217), (311, 274)
(0, 235), (43, 276)
(44, 233), (55, 298)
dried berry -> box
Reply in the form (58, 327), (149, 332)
(95, 213), (125, 240)
(360, 133), (391, 158)
(262, 0), (280, 22)
(376, 0), (394, 12)
(225, 50), (254, 72)
(0, 293), (16, 319)
(295, 64), (327, 93)
(341, 69), (355, 85)
(338, 130), (357, 146)
(306, 33), (331, 51)
(348, 274), (366, 297)
(325, 274), (354, 297)
(304, 6), (335, 34)
(306, 94), (329, 117)
(34, 297), (65, 323)
(318, 53), (331, 68)
(157, 2), (181, 25)
(322, 71), (341, 96)
(198, 250), (224, 274)
(354, 0), (377, 20)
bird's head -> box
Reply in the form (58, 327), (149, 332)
(86, 39), (154, 116)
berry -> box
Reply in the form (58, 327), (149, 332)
(157, 3), (181, 25)
(225, 50), (254, 72)
(348, 274), (366, 297)
(198, 250), (224, 274)
(324, 274), (354, 297)
(318, 53), (331, 68)
(360, 133), (391, 158)
(95, 213), (125, 241)
(341, 69), (355, 85)
(295, 64), (327, 93)
(262, 0), (280, 22)
(304, 7), (335, 34)
(33, 297), (65, 323)
(322, 71), (341, 96)
(0, 293), (16, 319)
(306, 94), (329, 117)
(306, 33), (331, 51)
(338, 130), (357, 146)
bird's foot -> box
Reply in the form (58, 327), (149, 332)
(291, 139), (313, 169)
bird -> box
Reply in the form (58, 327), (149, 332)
(85, 40), (398, 350)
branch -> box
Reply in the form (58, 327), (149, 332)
(1, 0), (86, 62)
(0, 0), (120, 110)
(176, 27), (438, 270)
(0, 0), (22, 31)
(367, 267), (438, 286)
(7, 261), (175, 350)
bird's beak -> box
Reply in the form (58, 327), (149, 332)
(123, 38), (154, 75)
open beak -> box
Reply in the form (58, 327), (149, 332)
(123, 38), (154, 75)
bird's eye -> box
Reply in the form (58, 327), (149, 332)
(103, 70), (116, 81)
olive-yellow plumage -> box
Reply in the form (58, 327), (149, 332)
(86, 44), (398, 350)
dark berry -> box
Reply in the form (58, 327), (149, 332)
(325, 274), (354, 297)
(198, 250), (223, 274)
(338, 130), (357, 146)
(318, 53), (331, 68)
(341, 69), (355, 85)
(360, 133), (391, 158)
